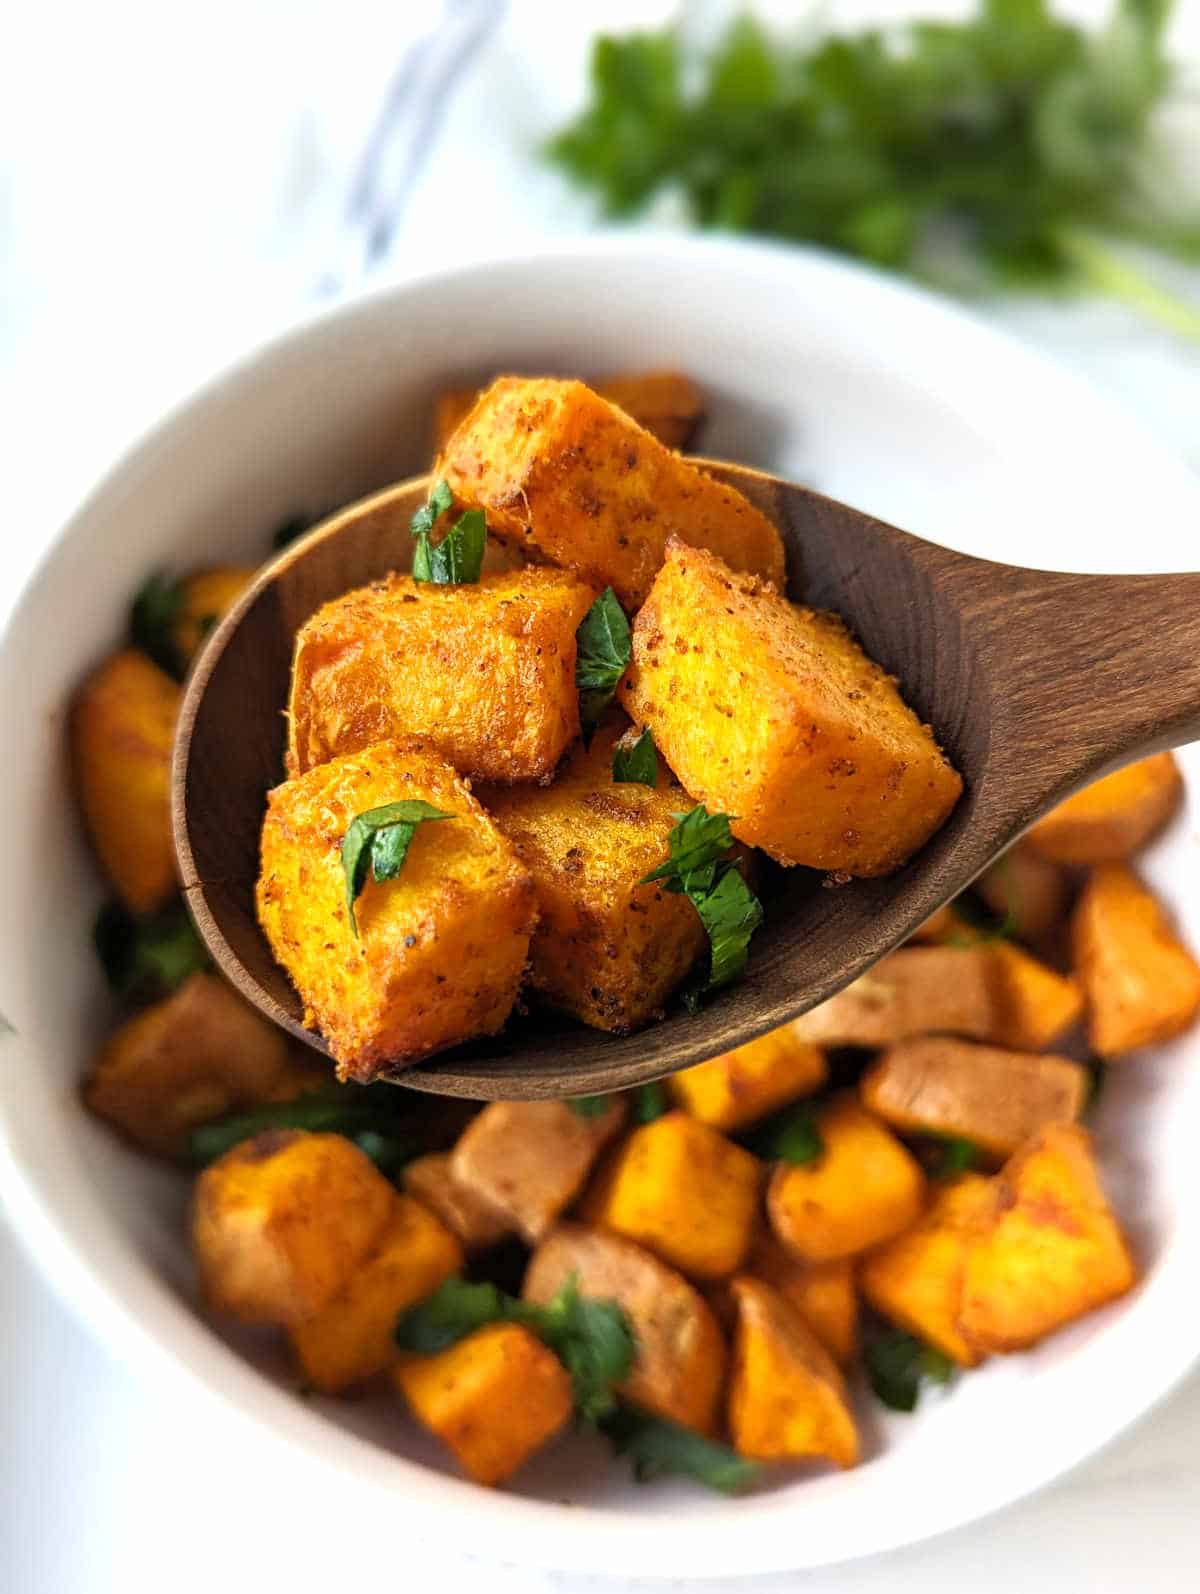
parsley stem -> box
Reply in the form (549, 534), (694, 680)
(1056, 226), (1200, 344)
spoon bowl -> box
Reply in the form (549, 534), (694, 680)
(173, 461), (1200, 1098)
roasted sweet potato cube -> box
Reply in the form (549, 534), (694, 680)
(860, 1174), (995, 1366)
(437, 377), (784, 609)
(71, 649), (179, 915)
(192, 1130), (396, 1323)
(289, 1195), (463, 1392)
(793, 947), (998, 1047)
(394, 1321), (573, 1486)
(171, 564), (256, 667)
(768, 1095), (925, 1262)
(84, 972), (292, 1158)
(1029, 754), (1182, 864)
(669, 1023), (827, 1131)
(402, 1153), (512, 1252)
(450, 1099), (625, 1244)
(987, 942), (1083, 1051)
(524, 1222), (726, 1433)
(256, 738), (536, 1081)
(727, 1277), (858, 1467)
(479, 721), (707, 1031)
(861, 1037), (1088, 1160)
(286, 567), (595, 782)
(581, 1110), (759, 1280)
(744, 1230), (857, 1363)
(976, 841), (1070, 942)
(433, 370), (704, 454)
(620, 543), (962, 874)
(1072, 863), (1200, 1057)
(957, 1125), (1136, 1353)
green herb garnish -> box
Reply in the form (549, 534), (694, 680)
(631, 1081), (669, 1124)
(741, 1103), (824, 1165)
(188, 1082), (416, 1169)
(568, 1094), (612, 1119)
(409, 480), (487, 584)
(575, 587), (632, 738)
(546, 3), (1200, 341)
(600, 1408), (762, 1495)
(129, 573), (185, 679)
(395, 1278), (509, 1353)
(93, 899), (210, 1002)
(925, 1135), (981, 1179)
(865, 1329), (957, 1412)
(341, 800), (453, 936)
(612, 727), (658, 786)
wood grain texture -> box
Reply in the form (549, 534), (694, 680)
(172, 464), (1200, 1099)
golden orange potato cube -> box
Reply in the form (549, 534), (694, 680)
(394, 1321), (573, 1487)
(1029, 754), (1182, 865)
(620, 542), (962, 874)
(1072, 863), (1200, 1057)
(976, 841), (1070, 942)
(480, 721), (707, 1031)
(432, 370), (704, 454)
(192, 1130), (396, 1324)
(71, 648), (179, 915)
(436, 377), (783, 609)
(861, 1037), (1088, 1160)
(987, 942), (1083, 1051)
(581, 1110), (759, 1281)
(450, 1099), (625, 1244)
(744, 1230), (857, 1364)
(860, 1174), (995, 1366)
(84, 972), (291, 1158)
(524, 1222), (726, 1434)
(767, 1095), (925, 1263)
(289, 1195), (463, 1392)
(957, 1125), (1136, 1354)
(286, 567), (595, 782)
(727, 1277), (858, 1467)
(171, 564), (256, 666)
(402, 1153), (512, 1252)
(256, 738), (536, 1081)
(670, 1023), (827, 1132)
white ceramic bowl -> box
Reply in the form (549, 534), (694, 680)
(2, 236), (1199, 1580)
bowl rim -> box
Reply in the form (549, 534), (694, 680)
(3, 230), (1200, 1579)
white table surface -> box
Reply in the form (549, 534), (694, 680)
(4, 2), (1200, 1589)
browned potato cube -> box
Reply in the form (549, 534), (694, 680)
(669, 1023), (827, 1131)
(437, 377), (784, 609)
(432, 370), (704, 454)
(480, 721), (706, 1031)
(289, 1195), (463, 1392)
(860, 1174), (995, 1366)
(192, 1130), (396, 1323)
(792, 946), (998, 1047)
(71, 649), (179, 915)
(976, 841), (1070, 942)
(861, 1037), (1088, 1160)
(394, 1321), (573, 1486)
(987, 942), (1083, 1051)
(1072, 863), (1200, 1057)
(450, 1099), (625, 1244)
(620, 543), (962, 874)
(744, 1230), (857, 1363)
(171, 564), (256, 667)
(1029, 754), (1182, 864)
(402, 1153), (512, 1252)
(957, 1125), (1136, 1353)
(524, 1222), (726, 1434)
(84, 972), (292, 1158)
(256, 738), (536, 1081)
(767, 1095), (925, 1262)
(581, 1110), (760, 1281)
(727, 1277), (858, 1467)
(287, 568), (595, 782)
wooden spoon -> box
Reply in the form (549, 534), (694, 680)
(172, 463), (1200, 1099)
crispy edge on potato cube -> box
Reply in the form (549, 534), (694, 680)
(171, 564), (256, 668)
(860, 1174), (995, 1367)
(861, 1037), (1088, 1160)
(976, 841), (1071, 942)
(192, 1130), (396, 1324)
(286, 567), (595, 782)
(436, 377), (784, 609)
(450, 1099), (626, 1245)
(432, 370), (705, 454)
(524, 1222), (726, 1434)
(1029, 753), (1183, 865)
(84, 971), (292, 1158)
(743, 1229), (857, 1364)
(792, 946), (998, 1047)
(71, 648), (179, 915)
(957, 1125), (1136, 1354)
(402, 1153), (513, 1252)
(479, 720), (707, 1032)
(619, 542), (962, 874)
(580, 1110), (760, 1281)
(289, 1194), (463, 1392)
(256, 738), (537, 1081)
(670, 1023), (827, 1131)
(767, 1095), (926, 1263)
(727, 1277), (859, 1468)
(1072, 862), (1200, 1058)
(394, 1321), (573, 1487)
